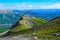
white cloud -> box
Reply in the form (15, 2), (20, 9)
(28, 5), (33, 8)
(51, 3), (60, 9)
(0, 3), (60, 10)
(39, 3), (60, 9)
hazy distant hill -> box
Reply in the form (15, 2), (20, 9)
(0, 10), (23, 36)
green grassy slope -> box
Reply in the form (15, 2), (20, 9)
(35, 26), (60, 39)
(32, 17), (46, 26)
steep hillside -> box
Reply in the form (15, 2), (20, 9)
(35, 16), (60, 39)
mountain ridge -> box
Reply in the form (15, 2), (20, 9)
(2, 15), (46, 37)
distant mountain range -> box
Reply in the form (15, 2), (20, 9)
(0, 9), (60, 21)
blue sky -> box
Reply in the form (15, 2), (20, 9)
(0, 0), (60, 10)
